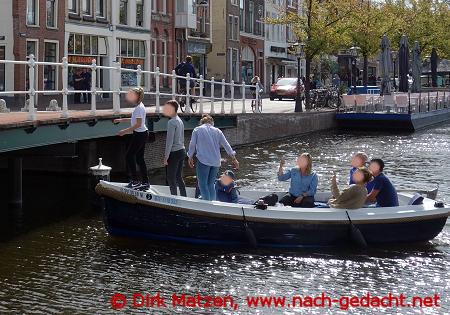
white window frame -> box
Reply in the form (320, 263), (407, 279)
(68, 0), (79, 14)
(43, 40), (59, 91)
(152, 0), (157, 13)
(46, 0), (58, 29)
(162, 0), (167, 14)
(26, 0), (39, 26)
(26, 39), (39, 90)
(119, 0), (128, 25)
(231, 0), (239, 6)
(96, 0), (106, 18)
(82, 0), (92, 16)
(136, 0), (144, 27)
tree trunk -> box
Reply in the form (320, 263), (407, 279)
(363, 54), (368, 86)
(304, 57), (312, 110)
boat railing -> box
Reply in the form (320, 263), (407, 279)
(339, 90), (450, 114)
(0, 56), (262, 120)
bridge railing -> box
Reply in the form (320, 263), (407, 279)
(0, 56), (261, 120)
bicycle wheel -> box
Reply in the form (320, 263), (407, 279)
(179, 97), (186, 113)
(190, 100), (198, 113)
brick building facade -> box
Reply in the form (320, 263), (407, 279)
(12, 0), (66, 92)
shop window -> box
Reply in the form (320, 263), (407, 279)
(83, 36), (91, 55)
(75, 34), (83, 54)
(44, 42), (58, 91)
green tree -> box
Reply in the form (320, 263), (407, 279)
(267, 0), (351, 110)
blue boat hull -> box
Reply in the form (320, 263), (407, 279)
(103, 196), (447, 248)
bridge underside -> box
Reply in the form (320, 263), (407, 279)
(0, 110), (236, 153)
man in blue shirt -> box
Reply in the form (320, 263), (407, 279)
(366, 159), (399, 207)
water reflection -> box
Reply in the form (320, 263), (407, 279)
(0, 124), (449, 314)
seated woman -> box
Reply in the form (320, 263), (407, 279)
(278, 153), (318, 208)
(215, 170), (239, 203)
(329, 167), (373, 209)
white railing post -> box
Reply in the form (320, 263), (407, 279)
(255, 79), (260, 113)
(241, 81), (246, 113)
(90, 59), (97, 116)
(185, 73), (191, 114)
(230, 80), (235, 114)
(155, 67), (161, 113)
(27, 54), (36, 121)
(221, 79), (225, 114)
(210, 77), (215, 114)
(113, 61), (121, 113)
(171, 70), (177, 100)
(61, 57), (69, 118)
(199, 75), (204, 114)
(136, 65), (142, 87)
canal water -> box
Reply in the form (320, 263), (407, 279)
(0, 123), (449, 314)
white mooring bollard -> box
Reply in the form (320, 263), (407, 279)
(89, 158), (112, 209)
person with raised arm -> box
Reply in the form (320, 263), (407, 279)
(278, 153), (318, 208)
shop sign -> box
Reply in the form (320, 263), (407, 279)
(68, 55), (96, 65)
(121, 58), (145, 66)
(187, 42), (207, 54)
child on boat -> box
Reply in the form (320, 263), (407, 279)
(349, 151), (375, 192)
(113, 87), (149, 190)
(215, 170), (239, 203)
(329, 167), (373, 209)
(278, 153), (318, 208)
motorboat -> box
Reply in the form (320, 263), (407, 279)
(96, 181), (449, 248)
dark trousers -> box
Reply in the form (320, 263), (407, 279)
(166, 149), (187, 196)
(126, 131), (149, 183)
(280, 193), (315, 208)
(82, 92), (91, 103)
(74, 90), (82, 103)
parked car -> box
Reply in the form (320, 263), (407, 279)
(269, 77), (304, 101)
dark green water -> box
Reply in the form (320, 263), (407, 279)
(0, 124), (449, 314)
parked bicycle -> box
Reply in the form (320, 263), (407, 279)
(309, 86), (341, 110)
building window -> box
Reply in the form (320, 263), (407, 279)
(26, 41), (38, 90)
(27, 0), (38, 25)
(82, 0), (92, 15)
(136, 0), (144, 27)
(118, 39), (146, 86)
(228, 15), (233, 40)
(96, 0), (105, 18)
(0, 46), (5, 91)
(68, 0), (77, 13)
(44, 42), (58, 91)
(239, 0), (244, 31)
(68, 33), (106, 56)
(46, 0), (57, 28)
(152, 0), (156, 12)
(231, 0), (238, 5)
(247, 1), (254, 33)
(234, 16), (239, 40)
(119, 0), (128, 24)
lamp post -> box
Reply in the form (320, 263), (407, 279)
(391, 50), (398, 91)
(291, 41), (305, 112)
(350, 46), (360, 94)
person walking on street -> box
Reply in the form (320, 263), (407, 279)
(82, 68), (92, 104)
(187, 114), (239, 201)
(114, 87), (149, 190)
(72, 69), (84, 104)
(162, 100), (187, 196)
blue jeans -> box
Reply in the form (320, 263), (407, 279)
(196, 161), (220, 201)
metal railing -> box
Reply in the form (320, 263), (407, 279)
(0, 55), (261, 120)
(340, 90), (450, 114)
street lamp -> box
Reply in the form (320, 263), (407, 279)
(291, 41), (305, 112)
(391, 50), (398, 91)
(349, 46), (360, 94)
